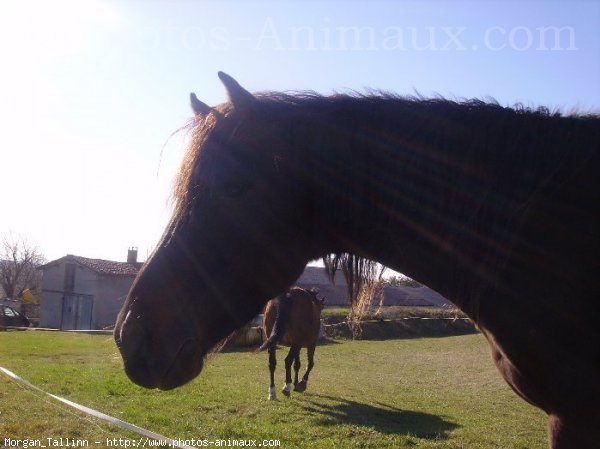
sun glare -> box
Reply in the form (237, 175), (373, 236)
(0, 0), (121, 64)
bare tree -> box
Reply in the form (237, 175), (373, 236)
(0, 234), (46, 301)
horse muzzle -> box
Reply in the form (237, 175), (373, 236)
(114, 310), (205, 390)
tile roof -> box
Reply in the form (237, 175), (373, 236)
(41, 255), (142, 276)
(296, 266), (452, 307)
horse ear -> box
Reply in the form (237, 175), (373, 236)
(190, 93), (211, 116)
(218, 71), (256, 110)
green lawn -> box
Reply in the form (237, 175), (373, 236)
(0, 332), (547, 448)
(321, 306), (467, 321)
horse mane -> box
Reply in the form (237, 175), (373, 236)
(171, 103), (232, 226)
(173, 89), (599, 315)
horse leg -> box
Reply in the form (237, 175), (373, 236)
(282, 346), (299, 397)
(295, 345), (315, 393)
(293, 350), (301, 387)
(268, 346), (277, 401)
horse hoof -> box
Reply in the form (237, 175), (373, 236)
(268, 387), (278, 401)
(294, 380), (307, 392)
(282, 382), (292, 397)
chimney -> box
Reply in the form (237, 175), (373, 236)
(127, 247), (138, 264)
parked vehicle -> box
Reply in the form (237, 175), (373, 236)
(0, 304), (30, 328)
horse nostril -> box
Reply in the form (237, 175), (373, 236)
(119, 311), (147, 359)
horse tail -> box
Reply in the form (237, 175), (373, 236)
(257, 292), (293, 352)
(257, 331), (279, 352)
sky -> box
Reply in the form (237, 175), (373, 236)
(1, 0), (599, 263)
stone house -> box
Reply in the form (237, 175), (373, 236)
(39, 248), (141, 330)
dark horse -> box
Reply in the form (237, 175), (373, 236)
(114, 72), (599, 448)
(260, 286), (325, 400)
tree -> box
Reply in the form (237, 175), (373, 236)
(0, 234), (46, 301)
(385, 274), (423, 288)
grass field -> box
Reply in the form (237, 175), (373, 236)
(0, 332), (547, 448)
(320, 306), (467, 321)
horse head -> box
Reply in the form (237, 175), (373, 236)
(114, 73), (320, 389)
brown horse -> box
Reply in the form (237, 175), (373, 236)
(260, 286), (324, 400)
(114, 72), (599, 448)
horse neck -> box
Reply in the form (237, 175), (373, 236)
(302, 100), (597, 309)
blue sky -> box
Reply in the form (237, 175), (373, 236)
(1, 0), (598, 262)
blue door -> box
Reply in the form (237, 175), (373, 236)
(61, 295), (93, 330)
